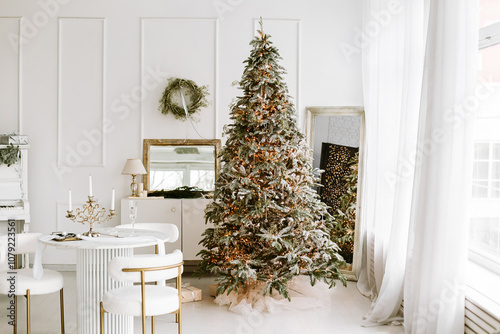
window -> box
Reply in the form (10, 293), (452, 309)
(467, 1), (500, 312)
(472, 142), (500, 199)
(150, 164), (215, 191)
(190, 169), (216, 191)
(150, 170), (184, 190)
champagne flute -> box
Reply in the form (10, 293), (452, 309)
(129, 200), (138, 236)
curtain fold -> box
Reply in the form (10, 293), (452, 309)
(404, 0), (478, 333)
(358, 0), (425, 324)
(358, 0), (478, 332)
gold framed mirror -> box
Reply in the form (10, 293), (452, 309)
(143, 139), (221, 192)
(306, 106), (365, 281)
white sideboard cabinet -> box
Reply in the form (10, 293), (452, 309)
(120, 197), (212, 260)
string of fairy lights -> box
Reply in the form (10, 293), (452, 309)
(196, 23), (346, 298)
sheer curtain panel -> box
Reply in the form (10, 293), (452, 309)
(358, 0), (425, 325)
(359, 0), (478, 333)
(404, 0), (478, 333)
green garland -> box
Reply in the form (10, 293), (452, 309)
(158, 78), (209, 121)
(0, 144), (20, 167)
(147, 186), (209, 199)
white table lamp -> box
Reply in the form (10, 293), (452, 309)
(121, 159), (147, 197)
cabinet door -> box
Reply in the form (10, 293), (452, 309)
(121, 198), (182, 254)
(182, 198), (212, 260)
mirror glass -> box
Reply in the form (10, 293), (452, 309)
(306, 106), (365, 281)
(143, 139), (221, 192)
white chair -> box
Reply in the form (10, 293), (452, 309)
(116, 223), (179, 254)
(0, 233), (65, 334)
(100, 250), (183, 334)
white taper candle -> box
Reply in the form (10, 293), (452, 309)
(111, 188), (115, 210)
(89, 174), (93, 196)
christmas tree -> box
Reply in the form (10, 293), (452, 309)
(196, 20), (346, 299)
(330, 152), (358, 264)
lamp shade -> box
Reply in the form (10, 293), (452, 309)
(121, 159), (147, 175)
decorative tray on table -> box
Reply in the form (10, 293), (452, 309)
(51, 232), (82, 242)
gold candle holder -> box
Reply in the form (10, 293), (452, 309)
(66, 196), (116, 237)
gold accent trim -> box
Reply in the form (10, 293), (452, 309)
(100, 301), (105, 334)
(60, 288), (65, 334)
(177, 266), (182, 334)
(141, 271), (146, 333)
(129, 174), (139, 197)
(121, 261), (184, 272)
(66, 196), (116, 237)
(26, 289), (30, 334)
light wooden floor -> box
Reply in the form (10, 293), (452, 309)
(0, 272), (404, 334)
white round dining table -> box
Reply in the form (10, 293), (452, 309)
(35, 228), (171, 334)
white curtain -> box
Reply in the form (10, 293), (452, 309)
(358, 0), (425, 324)
(404, 0), (478, 332)
(359, 0), (478, 332)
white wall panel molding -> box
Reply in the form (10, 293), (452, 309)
(0, 17), (22, 134)
(253, 18), (301, 124)
(214, 19), (219, 138)
(57, 17), (106, 167)
(140, 17), (218, 141)
(0, 0), (364, 268)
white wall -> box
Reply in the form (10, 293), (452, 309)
(0, 0), (363, 264)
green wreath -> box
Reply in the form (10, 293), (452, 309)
(0, 144), (20, 167)
(158, 78), (209, 121)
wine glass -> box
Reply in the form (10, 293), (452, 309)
(128, 200), (138, 236)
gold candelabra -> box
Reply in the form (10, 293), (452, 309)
(66, 196), (116, 237)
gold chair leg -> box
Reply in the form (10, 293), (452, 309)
(151, 316), (155, 334)
(100, 302), (105, 334)
(26, 290), (30, 334)
(178, 309), (182, 334)
(177, 269), (182, 334)
(60, 289), (65, 334)
(140, 272), (146, 334)
(13, 294), (17, 334)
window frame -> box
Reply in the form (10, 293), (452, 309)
(466, 17), (500, 318)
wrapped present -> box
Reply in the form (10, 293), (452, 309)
(0, 135), (28, 145)
(209, 284), (219, 297)
(167, 282), (202, 303)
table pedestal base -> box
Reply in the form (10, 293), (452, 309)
(77, 248), (133, 334)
